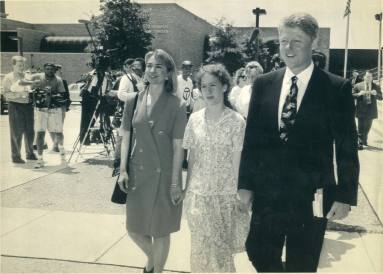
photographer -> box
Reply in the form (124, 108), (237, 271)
(79, 54), (114, 145)
(28, 63), (67, 168)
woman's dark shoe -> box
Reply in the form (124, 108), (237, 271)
(143, 267), (154, 273)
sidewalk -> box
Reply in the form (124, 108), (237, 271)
(1, 106), (383, 273)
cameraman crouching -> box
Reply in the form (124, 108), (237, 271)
(30, 63), (67, 168)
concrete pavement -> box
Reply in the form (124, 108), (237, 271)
(1, 105), (383, 273)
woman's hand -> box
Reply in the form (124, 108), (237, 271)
(117, 171), (129, 193)
(170, 184), (184, 205)
(237, 189), (253, 213)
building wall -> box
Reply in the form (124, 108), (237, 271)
(33, 24), (90, 36)
(142, 4), (215, 71)
(0, 18), (33, 31)
(0, 52), (92, 83)
(17, 28), (48, 52)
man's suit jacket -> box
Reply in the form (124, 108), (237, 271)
(352, 81), (382, 119)
(238, 67), (359, 212)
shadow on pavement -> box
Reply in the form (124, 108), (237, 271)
(363, 145), (383, 152)
(83, 158), (113, 167)
(318, 238), (355, 269)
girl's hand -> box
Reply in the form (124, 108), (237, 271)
(170, 184), (184, 205)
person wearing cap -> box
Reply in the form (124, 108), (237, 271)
(2, 56), (37, 163)
(29, 63), (67, 168)
(176, 60), (194, 169)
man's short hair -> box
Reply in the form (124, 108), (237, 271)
(279, 12), (319, 41)
(11, 55), (26, 66)
(123, 58), (134, 67)
(44, 63), (56, 68)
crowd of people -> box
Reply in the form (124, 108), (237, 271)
(2, 11), (381, 274)
(3, 58), (70, 168)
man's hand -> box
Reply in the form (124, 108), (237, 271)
(357, 90), (367, 96)
(371, 89), (377, 96)
(326, 201), (351, 220)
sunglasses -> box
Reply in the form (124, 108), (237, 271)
(238, 75), (247, 79)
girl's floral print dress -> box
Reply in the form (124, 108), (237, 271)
(183, 107), (250, 272)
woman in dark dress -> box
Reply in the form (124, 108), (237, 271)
(118, 49), (187, 273)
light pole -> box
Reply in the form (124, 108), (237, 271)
(375, 12), (382, 84)
(251, 7), (267, 61)
(78, 19), (97, 50)
(9, 36), (23, 56)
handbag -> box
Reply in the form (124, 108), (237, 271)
(111, 93), (138, 204)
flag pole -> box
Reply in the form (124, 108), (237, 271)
(343, 13), (350, 78)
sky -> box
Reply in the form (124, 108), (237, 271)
(4, 0), (383, 49)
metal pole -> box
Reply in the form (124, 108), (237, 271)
(378, 13), (382, 84)
(343, 14), (350, 78)
(18, 37), (23, 56)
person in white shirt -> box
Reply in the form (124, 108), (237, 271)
(235, 61), (263, 118)
(176, 60), (194, 113)
(228, 67), (247, 110)
(176, 60), (194, 169)
(117, 58), (145, 102)
(109, 58), (145, 175)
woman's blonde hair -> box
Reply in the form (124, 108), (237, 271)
(145, 49), (177, 94)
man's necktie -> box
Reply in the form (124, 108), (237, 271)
(280, 76), (298, 142)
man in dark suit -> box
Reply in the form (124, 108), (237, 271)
(352, 71), (382, 149)
(238, 13), (359, 272)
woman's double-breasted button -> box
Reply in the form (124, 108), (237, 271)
(139, 148), (143, 153)
(158, 131), (164, 135)
(156, 168), (161, 173)
(139, 165), (144, 170)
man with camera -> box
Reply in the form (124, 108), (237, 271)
(30, 63), (67, 168)
(2, 55), (37, 164)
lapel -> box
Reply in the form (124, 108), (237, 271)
(289, 66), (323, 140)
(146, 90), (169, 129)
(264, 68), (285, 135)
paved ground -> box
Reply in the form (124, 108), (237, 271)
(1, 104), (382, 273)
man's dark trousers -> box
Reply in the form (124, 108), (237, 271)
(8, 102), (35, 160)
(357, 117), (373, 145)
(245, 186), (335, 272)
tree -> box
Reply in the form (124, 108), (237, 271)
(88, 0), (153, 68)
(240, 31), (279, 73)
(205, 19), (245, 74)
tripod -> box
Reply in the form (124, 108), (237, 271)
(68, 98), (116, 163)
(68, 73), (116, 163)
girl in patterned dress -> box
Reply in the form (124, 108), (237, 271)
(182, 64), (251, 272)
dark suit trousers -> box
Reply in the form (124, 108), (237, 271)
(8, 102), (35, 160)
(246, 188), (334, 272)
(357, 118), (373, 145)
